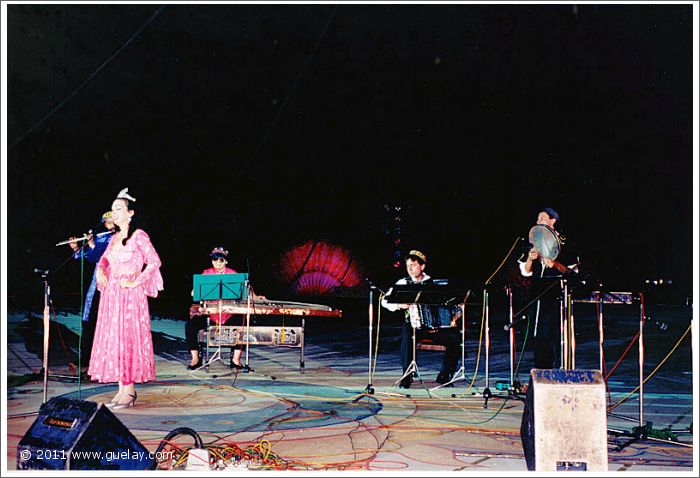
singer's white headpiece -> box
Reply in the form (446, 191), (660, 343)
(116, 187), (136, 202)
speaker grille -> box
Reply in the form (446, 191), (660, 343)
(17, 397), (152, 470)
(521, 369), (608, 472)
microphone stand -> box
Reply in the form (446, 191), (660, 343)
(364, 284), (375, 395)
(481, 284), (523, 405)
(239, 281), (277, 381)
(36, 268), (85, 388)
(243, 279), (252, 372)
(41, 270), (50, 403)
(503, 280), (561, 331)
(361, 280), (388, 395)
(482, 288), (492, 407)
(243, 260), (253, 373)
(36, 242), (85, 403)
(506, 285), (521, 395)
(353, 282), (402, 402)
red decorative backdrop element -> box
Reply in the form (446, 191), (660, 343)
(279, 240), (364, 296)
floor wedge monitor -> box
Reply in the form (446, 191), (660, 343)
(17, 397), (152, 470)
(520, 369), (608, 471)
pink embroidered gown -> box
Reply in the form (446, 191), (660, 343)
(88, 229), (164, 384)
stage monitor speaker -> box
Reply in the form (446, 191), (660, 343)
(520, 369), (608, 472)
(17, 397), (153, 470)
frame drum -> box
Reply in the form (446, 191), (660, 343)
(528, 224), (561, 260)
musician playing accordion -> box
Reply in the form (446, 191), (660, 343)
(381, 250), (462, 389)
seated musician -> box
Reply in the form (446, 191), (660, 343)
(185, 246), (266, 370)
(381, 250), (462, 388)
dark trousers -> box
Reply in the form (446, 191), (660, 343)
(523, 277), (564, 370)
(78, 292), (99, 366)
(400, 320), (461, 376)
(530, 299), (560, 370)
(185, 315), (208, 351)
(185, 316), (239, 359)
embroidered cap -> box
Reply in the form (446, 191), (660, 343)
(405, 249), (427, 264)
(210, 246), (229, 259)
(100, 211), (112, 223)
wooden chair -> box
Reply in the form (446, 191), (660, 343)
(415, 337), (446, 352)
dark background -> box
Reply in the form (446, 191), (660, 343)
(5, 3), (695, 317)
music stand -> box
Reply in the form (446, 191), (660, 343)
(191, 273), (249, 373)
(384, 283), (465, 393)
(193, 273), (248, 301)
(430, 290), (471, 391)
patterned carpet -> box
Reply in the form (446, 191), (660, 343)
(4, 304), (695, 473)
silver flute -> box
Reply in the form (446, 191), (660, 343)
(55, 230), (114, 247)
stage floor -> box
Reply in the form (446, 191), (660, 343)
(4, 304), (696, 473)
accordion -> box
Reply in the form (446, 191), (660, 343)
(408, 304), (457, 330)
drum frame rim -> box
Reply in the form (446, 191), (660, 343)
(528, 224), (561, 260)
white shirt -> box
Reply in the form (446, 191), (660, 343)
(380, 273), (432, 311)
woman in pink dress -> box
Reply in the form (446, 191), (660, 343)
(88, 188), (163, 409)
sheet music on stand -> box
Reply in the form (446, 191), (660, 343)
(384, 281), (461, 306)
(193, 273), (249, 302)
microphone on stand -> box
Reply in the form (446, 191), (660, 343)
(365, 278), (386, 295)
(504, 314), (529, 331)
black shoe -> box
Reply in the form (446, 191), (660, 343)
(230, 359), (244, 370)
(399, 376), (413, 389)
(186, 360), (202, 370)
(436, 372), (453, 385)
